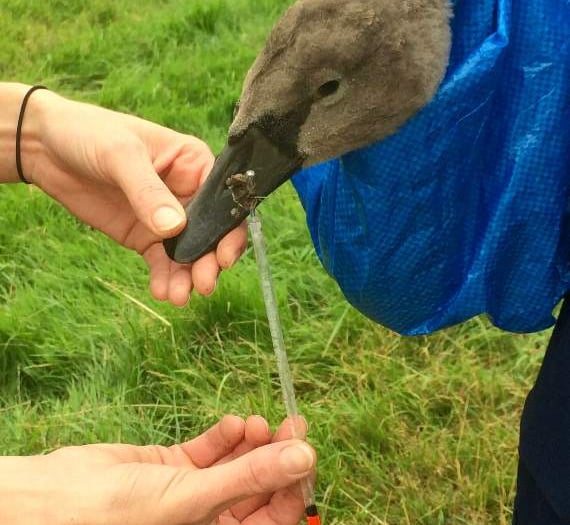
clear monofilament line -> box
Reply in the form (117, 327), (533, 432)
(248, 212), (320, 522)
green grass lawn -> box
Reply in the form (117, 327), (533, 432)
(0, 1), (551, 523)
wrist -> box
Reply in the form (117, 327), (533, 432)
(17, 87), (56, 185)
(0, 83), (57, 184)
(0, 455), (58, 524)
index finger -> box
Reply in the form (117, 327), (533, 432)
(156, 137), (215, 198)
(273, 416), (309, 443)
(179, 415), (246, 468)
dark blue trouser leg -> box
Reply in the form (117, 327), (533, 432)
(514, 300), (570, 525)
(514, 460), (566, 524)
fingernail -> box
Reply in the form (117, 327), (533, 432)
(205, 279), (217, 297)
(222, 251), (240, 269)
(153, 207), (185, 233)
(292, 416), (308, 439)
(280, 443), (314, 475)
(256, 415), (270, 434)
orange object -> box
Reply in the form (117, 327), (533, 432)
(307, 516), (321, 525)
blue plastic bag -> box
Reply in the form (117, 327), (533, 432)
(293, 0), (570, 335)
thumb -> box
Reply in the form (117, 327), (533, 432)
(200, 440), (315, 509)
(165, 440), (315, 521)
(106, 137), (186, 237)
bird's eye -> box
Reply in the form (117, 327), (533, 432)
(317, 80), (340, 99)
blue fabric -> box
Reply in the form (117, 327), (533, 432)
(293, 0), (570, 335)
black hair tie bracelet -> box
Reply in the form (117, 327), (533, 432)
(16, 85), (48, 184)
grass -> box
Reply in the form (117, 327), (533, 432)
(0, 1), (551, 523)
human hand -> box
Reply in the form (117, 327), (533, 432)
(0, 415), (315, 525)
(22, 87), (247, 305)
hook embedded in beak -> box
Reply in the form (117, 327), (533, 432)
(163, 124), (304, 263)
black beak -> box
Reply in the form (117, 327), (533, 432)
(163, 124), (304, 263)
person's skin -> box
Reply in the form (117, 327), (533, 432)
(0, 82), (248, 305)
(0, 84), (316, 523)
(0, 415), (315, 525)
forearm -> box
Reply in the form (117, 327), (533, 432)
(0, 83), (46, 183)
(0, 455), (55, 523)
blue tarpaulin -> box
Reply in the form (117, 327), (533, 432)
(293, 0), (570, 335)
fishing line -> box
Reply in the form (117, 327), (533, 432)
(248, 210), (321, 525)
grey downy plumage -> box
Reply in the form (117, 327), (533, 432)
(165, 0), (452, 263)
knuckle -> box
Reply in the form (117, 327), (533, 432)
(165, 471), (211, 522)
(244, 459), (272, 494)
(143, 445), (170, 464)
(96, 136), (139, 181)
(190, 137), (212, 156)
(189, 138), (215, 169)
(100, 134), (144, 166)
(101, 135), (127, 156)
(134, 181), (165, 202)
(47, 446), (75, 461)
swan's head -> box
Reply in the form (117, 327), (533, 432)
(165, 0), (451, 263)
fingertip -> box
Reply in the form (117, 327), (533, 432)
(171, 295), (191, 308)
(193, 279), (217, 297)
(168, 269), (193, 307)
(219, 253), (237, 271)
(169, 289), (191, 308)
(247, 415), (270, 432)
(291, 415), (309, 439)
(274, 415), (308, 442)
(218, 248), (245, 270)
(192, 253), (220, 296)
(279, 440), (316, 477)
(151, 205), (187, 238)
(197, 279), (217, 297)
(245, 415), (272, 446)
(205, 439), (316, 506)
(217, 224), (248, 269)
(150, 278), (169, 302)
(220, 415), (247, 443)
